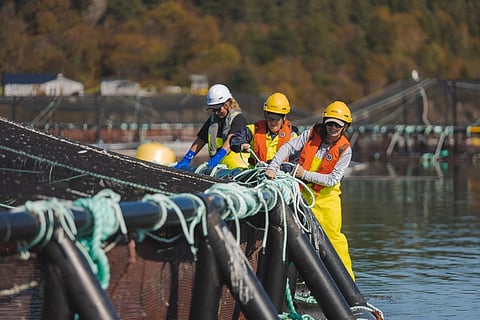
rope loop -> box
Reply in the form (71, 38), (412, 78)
(16, 198), (77, 259)
(351, 303), (385, 320)
(141, 193), (171, 231)
(139, 193), (206, 259)
(73, 189), (126, 289)
(205, 182), (256, 245)
(281, 278), (316, 319)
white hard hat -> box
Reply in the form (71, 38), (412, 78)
(206, 84), (232, 106)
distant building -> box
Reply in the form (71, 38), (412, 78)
(100, 79), (140, 96)
(189, 74), (208, 95)
(2, 73), (84, 97)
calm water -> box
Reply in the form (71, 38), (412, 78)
(341, 159), (480, 319)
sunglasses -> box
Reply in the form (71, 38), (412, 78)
(326, 122), (344, 128)
(266, 116), (282, 121)
(265, 112), (283, 121)
(207, 105), (225, 113)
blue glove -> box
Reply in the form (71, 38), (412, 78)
(175, 150), (196, 169)
(208, 148), (227, 168)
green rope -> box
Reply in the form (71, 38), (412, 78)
(278, 278), (316, 320)
(202, 165), (317, 262)
(140, 193), (171, 231)
(138, 193), (207, 259)
(205, 182), (266, 246)
(11, 191), (126, 289)
(6, 146), (325, 301)
(73, 189), (126, 289)
(236, 165), (314, 261)
(294, 293), (318, 305)
(16, 199), (77, 259)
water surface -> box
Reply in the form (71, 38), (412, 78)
(341, 159), (480, 319)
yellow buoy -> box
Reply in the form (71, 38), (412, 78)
(136, 142), (176, 165)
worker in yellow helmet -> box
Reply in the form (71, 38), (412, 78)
(175, 84), (249, 170)
(230, 92), (298, 166)
(265, 101), (355, 280)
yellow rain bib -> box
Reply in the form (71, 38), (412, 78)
(302, 156), (355, 280)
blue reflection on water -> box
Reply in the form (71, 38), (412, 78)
(341, 160), (480, 319)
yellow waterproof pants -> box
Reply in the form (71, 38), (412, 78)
(302, 185), (355, 280)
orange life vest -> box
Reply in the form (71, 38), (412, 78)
(298, 126), (350, 191)
(253, 119), (293, 163)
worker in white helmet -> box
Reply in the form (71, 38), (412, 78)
(175, 84), (249, 170)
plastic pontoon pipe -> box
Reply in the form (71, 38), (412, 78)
(42, 227), (119, 320)
(301, 204), (372, 310)
(198, 194), (279, 320)
(316, 221), (369, 306)
(190, 236), (223, 320)
(276, 204), (356, 320)
(0, 195), (211, 244)
(42, 257), (72, 319)
(258, 224), (288, 311)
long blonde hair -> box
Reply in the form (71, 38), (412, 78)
(230, 97), (241, 111)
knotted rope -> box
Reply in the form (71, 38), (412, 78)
(73, 189), (127, 289)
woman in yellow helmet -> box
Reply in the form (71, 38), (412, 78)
(230, 92), (298, 166)
(265, 101), (355, 280)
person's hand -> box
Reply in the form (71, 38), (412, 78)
(208, 148), (227, 168)
(292, 165), (305, 179)
(175, 158), (191, 169)
(265, 169), (276, 179)
(175, 150), (195, 169)
(240, 143), (251, 152)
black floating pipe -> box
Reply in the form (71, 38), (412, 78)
(117, 195), (202, 229)
(303, 206), (377, 319)
(260, 224), (288, 311)
(1, 192), (376, 318)
(197, 193), (279, 320)
(0, 210), (40, 243)
(286, 263), (299, 302)
(42, 259), (73, 320)
(41, 227), (119, 320)
(255, 240), (270, 286)
(189, 235), (223, 320)
(313, 217), (369, 306)
(274, 204), (355, 320)
(0, 195), (207, 244)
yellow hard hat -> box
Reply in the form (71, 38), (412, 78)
(136, 142), (176, 165)
(263, 92), (290, 115)
(322, 101), (352, 124)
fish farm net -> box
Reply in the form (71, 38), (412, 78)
(0, 221), (264, 319)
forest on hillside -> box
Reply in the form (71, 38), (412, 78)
(1, 0), (480, 111)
